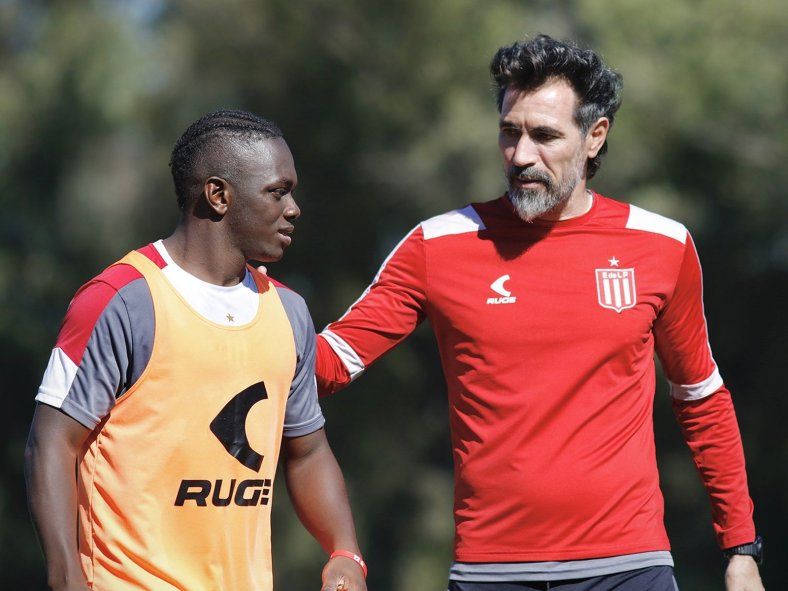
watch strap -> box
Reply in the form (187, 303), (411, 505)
(723, 535), (763, 565)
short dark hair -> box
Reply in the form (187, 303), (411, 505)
(490, 34), (623, 179)
(170, 109), (283, 210)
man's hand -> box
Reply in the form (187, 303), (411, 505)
(725, 555), (764, 591)
(282, 429), (365, 591)
(321, 555), (367, 591)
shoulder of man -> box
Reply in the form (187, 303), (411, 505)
(593, 193), (689, 245)
(38, 246), (157, 428)
(418, 198), (495, 241)
(59, 247), (158, 361)
(263, 275), (309, 316)
(259, 274), (314, 348)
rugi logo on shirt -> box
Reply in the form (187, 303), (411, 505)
(174, 382), (272, 508)
(487, 274), (517, 305)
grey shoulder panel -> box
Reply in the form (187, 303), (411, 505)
(275, 285), (325, 437)
(55, 278), (153, 428)
(116, 278), (155, 395)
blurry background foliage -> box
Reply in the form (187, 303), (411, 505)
(1, 0), (786, 589)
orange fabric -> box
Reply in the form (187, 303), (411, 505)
(77, 251), (296, 590)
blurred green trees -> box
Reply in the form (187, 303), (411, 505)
(1, 1), (785, 589)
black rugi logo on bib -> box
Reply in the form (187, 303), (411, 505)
(174, 382), (272, 507)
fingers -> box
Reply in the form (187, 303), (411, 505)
(322, 557), (367, 591)
(321, 575), (348, 591)
(322, 571), (366, 591)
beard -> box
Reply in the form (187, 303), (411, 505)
(506, 163), (582, 222)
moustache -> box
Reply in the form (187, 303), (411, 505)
(508, 166), (552, 186)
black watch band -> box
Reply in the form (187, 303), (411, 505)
(723, 535), (763, 565)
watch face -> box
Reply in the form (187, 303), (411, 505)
(753, 535), (764, 564)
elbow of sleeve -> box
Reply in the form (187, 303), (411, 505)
(316, 335), (355, 397)
(316, 372), (351, 397)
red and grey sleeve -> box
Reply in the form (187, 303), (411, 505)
(655, 234), (756, 549)
(35, 265), (154, 429)
(316, 225), (428, 396)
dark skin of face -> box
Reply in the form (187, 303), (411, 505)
(164, 136), (301, 286)
(224, 137), (300, 263)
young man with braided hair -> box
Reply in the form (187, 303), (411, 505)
(25, 110), (367, 591)
(315, 35), (763, 590)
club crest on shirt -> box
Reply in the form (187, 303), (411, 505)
(595, 268), (636, 312)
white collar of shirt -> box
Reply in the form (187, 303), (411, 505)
(153, 240), (259, 326)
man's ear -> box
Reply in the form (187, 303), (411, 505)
(203, 176), (231, 216)
(586, 117), (610, 158)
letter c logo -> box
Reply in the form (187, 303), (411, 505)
(490, 274), (512, 297)
(210, 382), (267, 471)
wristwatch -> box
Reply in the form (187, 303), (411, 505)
(723, 535), (763, 565)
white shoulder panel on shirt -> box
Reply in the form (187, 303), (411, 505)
(625, 205), (688, 244)
(421, 205), (486, 240)
(36, 347), (79, 409)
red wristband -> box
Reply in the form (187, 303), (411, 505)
(329, 550), (368, 578)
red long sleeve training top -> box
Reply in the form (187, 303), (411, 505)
(317, 193), (755, 562)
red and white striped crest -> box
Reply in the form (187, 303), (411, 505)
(595, 268), (636, 313)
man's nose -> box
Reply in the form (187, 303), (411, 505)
(284, 195), (300, 221)
(512, 135), (539, 168)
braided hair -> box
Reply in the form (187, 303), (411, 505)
(170, 109), (283, 210)
(490, 35), (623, 179)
